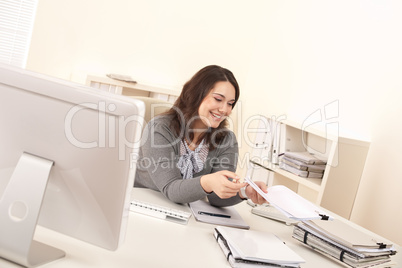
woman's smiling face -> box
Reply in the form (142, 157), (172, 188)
(196, 81), (236, 129)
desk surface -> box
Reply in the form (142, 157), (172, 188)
(1, 188), (400, 268)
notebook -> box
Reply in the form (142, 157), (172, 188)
(130, 199), (191, 225)
(189, 199), (249, 229)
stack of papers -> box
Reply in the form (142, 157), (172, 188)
(245, 177), (333, 221)
(214, 226), (305, 268)
(280, 151), (326, 179)
(283, 151), (327, 165)
(293, 220), (397, 267)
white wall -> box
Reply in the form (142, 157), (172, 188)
(27, 0), (265, 88)
(27, 0), (402, 245)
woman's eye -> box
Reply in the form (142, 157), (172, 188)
(214, 97), (222, 102)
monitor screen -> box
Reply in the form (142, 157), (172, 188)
(0, 64), (144, 267)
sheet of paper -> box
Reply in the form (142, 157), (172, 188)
(245, 177), (332, 221)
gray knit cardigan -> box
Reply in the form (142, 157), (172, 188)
(134, 115), (243, 207)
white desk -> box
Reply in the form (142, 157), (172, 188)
(1, 188), (400, 267)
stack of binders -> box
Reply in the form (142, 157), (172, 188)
(292, 220), (397, 268)
(279, 151), (326, 179)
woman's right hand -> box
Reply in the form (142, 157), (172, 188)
(200, 170), (247, 199)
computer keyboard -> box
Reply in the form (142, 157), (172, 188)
(251, 204), (299, 226)
(130, 200), (192, 225)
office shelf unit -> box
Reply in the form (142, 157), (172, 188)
(248, 117), (370, 220)
(86, 75), (179, 102)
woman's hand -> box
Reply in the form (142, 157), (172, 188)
(200, 170), (247, 199)
(242, 181), (268, 205)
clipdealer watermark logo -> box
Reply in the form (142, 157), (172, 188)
(64, 101), (144, 161)
(236, 113), (287, 170)
(300, 100), (339, 167)
(63, 99), (339, 169)
(238, 100), (340, 171)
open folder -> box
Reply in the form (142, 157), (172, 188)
(214, 226), (305, 268)
(245, 177), (332, 221)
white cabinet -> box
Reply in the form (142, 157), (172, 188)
(247, 116), (370, 219)
(86, 75), (179, 103)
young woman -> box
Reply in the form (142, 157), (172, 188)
(134, 65), (267, 206)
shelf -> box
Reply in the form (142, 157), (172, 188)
(250, 160), (321, 192)
(247, 116), (370, 219)
(274, 168), (322, 191)
(86, 75), (180, 102)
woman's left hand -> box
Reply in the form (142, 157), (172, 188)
(244, 181), (268, 205)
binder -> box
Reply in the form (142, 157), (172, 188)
(281, 156), (326, 173)
(271, 119), (281, 164)
(283, 151), (327, 165)
(279, 162), (324, 178)
(250, 116), (269, 161)
(293, 220), (397, 267)
(300, 220), (394, 251)
(260, 118), (274, 163)
(214, 226), (305, 268)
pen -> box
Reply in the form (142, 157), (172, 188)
(198, 211), (231, 218)
(227, 177), (240, 183)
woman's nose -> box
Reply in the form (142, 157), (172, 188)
(218, 103), (229, 114)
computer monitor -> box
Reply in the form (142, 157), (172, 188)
(0, 63), (145, 267)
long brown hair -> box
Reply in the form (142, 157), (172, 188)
(165, 65), (240, 150)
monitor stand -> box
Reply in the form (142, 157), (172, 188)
(0, 153), (65, 267)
